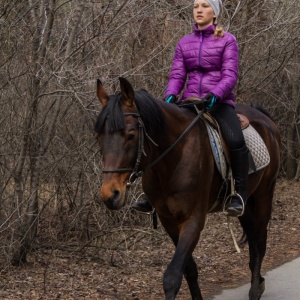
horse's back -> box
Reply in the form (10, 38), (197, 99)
(236, 104), (281, 145)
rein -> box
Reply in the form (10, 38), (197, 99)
(102, 103), (205, 187)
(142, 110), (203, 174)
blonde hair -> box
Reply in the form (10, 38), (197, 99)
(213, 18), (224, 38)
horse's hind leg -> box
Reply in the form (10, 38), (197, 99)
(240, 183), (275, 300)
(247, 226), (267, 300)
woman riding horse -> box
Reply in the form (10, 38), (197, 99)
(133, 0), (248, 217)
(95, 77), (281, 300)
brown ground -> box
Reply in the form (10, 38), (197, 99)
(0, 179), (299, 300)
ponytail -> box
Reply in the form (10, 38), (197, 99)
(213, 18), (224, 38)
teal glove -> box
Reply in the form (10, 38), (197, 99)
(203, 93), (220, 110)
(165, 94), (177, 103)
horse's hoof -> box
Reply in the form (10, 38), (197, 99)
(249, 277), (265, 300)
(259, 277), (265, 294)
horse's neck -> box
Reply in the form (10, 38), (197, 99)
(163, 104), (204, 137)
(150, 104), (204, 156)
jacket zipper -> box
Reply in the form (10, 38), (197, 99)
(199, 31), (204, 96)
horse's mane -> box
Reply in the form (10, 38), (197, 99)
(95, 89), (166, 135)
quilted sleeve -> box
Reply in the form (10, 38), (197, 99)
(164, 43), (187, 97)
(210, 34), (239, 100)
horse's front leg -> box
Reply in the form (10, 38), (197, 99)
(184, 255), (202, 299)
(161, 217), (204, 300)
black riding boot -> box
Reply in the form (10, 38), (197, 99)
(225, 145), (249, 217)
(132, 194), (153, 213)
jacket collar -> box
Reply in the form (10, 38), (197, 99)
(193, 24), (215, 36)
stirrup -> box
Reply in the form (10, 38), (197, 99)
(131, 193), (154, 214)
(223, 193), (245, 217)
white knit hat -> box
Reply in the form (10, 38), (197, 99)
(194, 0), (222, 17)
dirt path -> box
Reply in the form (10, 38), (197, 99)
(0, 179), (299, 299)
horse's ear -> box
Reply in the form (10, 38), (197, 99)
(96, 79), (109, 106)
(119, 77), (134, 107)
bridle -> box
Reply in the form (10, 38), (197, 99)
(102, 112), (147, 186)
(102, 103), (204, 187)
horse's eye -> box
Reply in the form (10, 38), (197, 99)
(128, 133), (135, 140)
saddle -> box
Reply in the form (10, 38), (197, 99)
(203, 111), (270, 179)
(179, 98), (270, 178)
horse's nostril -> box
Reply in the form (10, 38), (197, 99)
(112, 190), (120, 201)
(104, 189), (121, 210)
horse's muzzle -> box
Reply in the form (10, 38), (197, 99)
(103, 190), (121, 210)
(100, 183), (126, 210)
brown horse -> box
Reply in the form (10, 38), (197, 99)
(95, 77), (281, 300)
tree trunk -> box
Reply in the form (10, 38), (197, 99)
(10, 0), (85, 265)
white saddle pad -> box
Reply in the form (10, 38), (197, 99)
(206, 123), (270, 179)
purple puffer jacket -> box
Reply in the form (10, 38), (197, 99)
(165, 24), (239, 106)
